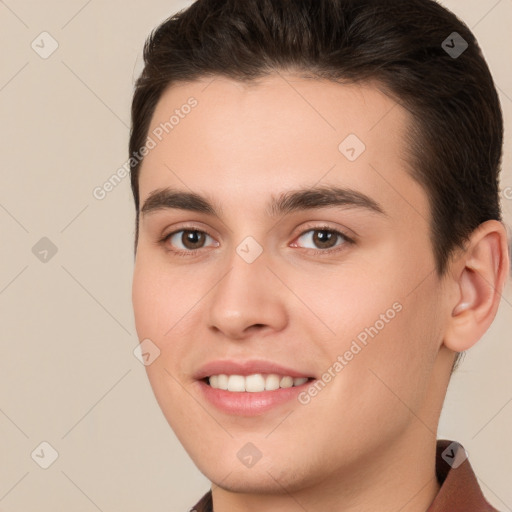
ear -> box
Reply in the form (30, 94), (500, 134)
(443, 220), (510, 352)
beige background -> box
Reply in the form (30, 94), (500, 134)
(0, 1), (511, 511)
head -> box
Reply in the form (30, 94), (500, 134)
(130, 0), (508, 502)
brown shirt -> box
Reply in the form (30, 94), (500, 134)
(190, 440), (500, 512)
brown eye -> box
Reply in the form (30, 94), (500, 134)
(295, 228), (349, 251)
(165, 229), (215, 252)
(182, 230), (206, 250)
(312, 230), (338, 249)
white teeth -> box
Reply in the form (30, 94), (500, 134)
(245, 373), (265, 392)
(265, 374), (280, 390)
(280, 376), (293, 388)
(208, 373), (310, 392)
(217, 374), (228, 389)
(227, 375), (245, 392)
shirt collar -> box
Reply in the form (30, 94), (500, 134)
(427, 439), (498, 511)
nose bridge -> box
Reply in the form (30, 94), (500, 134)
(207, 240), (287, 337)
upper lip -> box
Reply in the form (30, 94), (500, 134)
(194, 359), (315, 380)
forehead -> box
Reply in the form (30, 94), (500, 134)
(138, 74), (426, 221)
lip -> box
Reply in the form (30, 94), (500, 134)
(195, 378), (315, 416)
(193, 359), (316, 416)
(193, 359), (315, 380)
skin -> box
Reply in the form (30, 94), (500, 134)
(131, 74), (509, 512)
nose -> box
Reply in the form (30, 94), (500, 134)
(207, 247), (288, 340)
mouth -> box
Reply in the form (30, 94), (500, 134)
(202, 373), (315, 392)
(196, 374), (317, 416)
(193, 359), (317, 415)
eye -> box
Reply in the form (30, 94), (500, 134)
(292, 227), (353, 253)
(162, 228), (218, 255)
(159, 225), (354, 257)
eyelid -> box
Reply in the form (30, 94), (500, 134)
(160, 222), (217, 241)
(291, 221), (356, 244)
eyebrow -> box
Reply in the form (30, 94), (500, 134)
(140, 185), (386, 218)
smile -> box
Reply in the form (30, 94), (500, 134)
(207, 373), (312, 392)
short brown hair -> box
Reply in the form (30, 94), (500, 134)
(129, 0), (503, 367)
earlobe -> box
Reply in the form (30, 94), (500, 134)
(443, 220), (509, 353)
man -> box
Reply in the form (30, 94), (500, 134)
(129, 0), (509, 510)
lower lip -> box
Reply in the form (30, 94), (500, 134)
(196, 379), (315, 416)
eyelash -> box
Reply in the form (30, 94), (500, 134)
(158, 224), (355, 258)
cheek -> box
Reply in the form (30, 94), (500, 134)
(132, 254), (187, 339)
(341, 281), (443, 419)
(282, 261), (398, 351)
(132, 263), (160, 338)
(132, 261), (196, 423)
(311, 269), (443, 429)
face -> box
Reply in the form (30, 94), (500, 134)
(132, 75), (454, 495)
